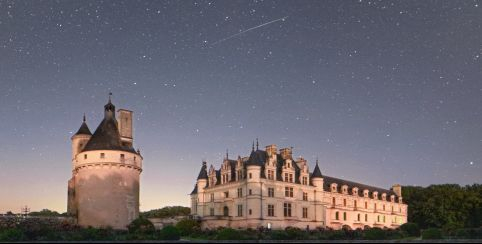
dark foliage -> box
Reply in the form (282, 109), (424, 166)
(140, 206), (190, 219)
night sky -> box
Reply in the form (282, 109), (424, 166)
(0, 0), (481, 213)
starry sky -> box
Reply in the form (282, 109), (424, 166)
(0, 0), (481, 213)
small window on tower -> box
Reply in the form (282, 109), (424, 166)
(84, 154), (87, 159)
(100, 153), (105, 159)
(120, 154), (125, 160)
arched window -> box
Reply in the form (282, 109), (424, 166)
(335, 212), (339, 220)
(223, 206), (229, 217)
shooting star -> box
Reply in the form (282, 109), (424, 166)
(211, 16), (288, 46)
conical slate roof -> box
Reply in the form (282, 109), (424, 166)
(312, 161), (323, 178)
(81, 100), (136, 153)
(197, 162), (208, 180)
(75, 118), (92, 136)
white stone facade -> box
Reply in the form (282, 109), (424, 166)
(190, 144), (407, 230)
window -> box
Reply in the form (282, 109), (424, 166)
(237, 205), (243, 217)
(343, 199), (346, 207)
(268, 204), (275, 217)
(284, 187), (293, 198)
(237, 188), (243, 198)
(383, 205), (385, 211)
(343, 212), (347, 221)
(302, 176), (308, 185)
(249, 189), (252, 195)
(224, 191), (229, 198)
(84, 154), (87, 159)
(120, 154), (125, 161)
(377, 215), (380, 222)
(289, 174), (293, 183)
(303, 192), (308, 201)
(354, 200), (357, 208)
(210, 193), (214, 202)
(383, 215), (386, 223)
(391, 206), (394, 212)
(100, 153), (105, 159)
(365, 201), (368, 209)
(335, 212), (339, 220)
(210, 208), (214, 216)
(249, 173), (252, 179)
(374, 203), (377, 211)
(302, 208), (308, 218)
(332, 197), (336, 206)
(283, 203), (292, 217)
(249, 209), (252, 215)
(357, 214), (360, 222)
(268, 188), (274, 197)
(365, 214), (368, 222)
(268, 170), (274, 180)
(223, 207), (229, 216)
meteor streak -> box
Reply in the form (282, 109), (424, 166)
(211, 16), (288, 46)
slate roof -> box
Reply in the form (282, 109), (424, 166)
(197, 162), (208, 180)
(75, 121), (92, 136)
(81, 101), (136, 153)
(323, 175), (396, 199)
(246, 150), (267, 166)
(311, 162), (323, 178)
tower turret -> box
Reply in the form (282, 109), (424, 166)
(311, 159), (324, 190)
(71, 114), (92, 160)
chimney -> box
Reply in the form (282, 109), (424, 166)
(280, 147), (292, 160)
(392, 184), (402, 197)
(265, 144), (277, 157)
(118, 109), (133, 147)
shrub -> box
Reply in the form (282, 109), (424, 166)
(0, 228), (26, 242)
(127, 217), (155, 235)
(422, 228), (442, 240)
(269, 230), (289, 240)
(285, 227), (307, 240)
(364, 227), (386, 240)
(215, 228), (241, 240)
(158, 225), (180, 240)
(400, 222), (420, 237)
(175, 218), (200, 236)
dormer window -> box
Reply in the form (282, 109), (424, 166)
(364, 190), (369, 198)
(373, 191), (379, 199)
(331, 183), (338, 193)
(342, 185), (348, 194)
(353, 187), (359, 195)
(390, 195), (395, 202)
(382, 193), (387, 201)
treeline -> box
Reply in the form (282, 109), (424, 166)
(140, 206), (190, 219)
(402, 184), (481, 230)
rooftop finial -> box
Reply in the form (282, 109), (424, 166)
(316, 157), (319, 165)
(226, 149), (229, 159)
(256, 138), (259, 150)
(83, 113), (86, 122)
(108, 92), (112, 103)
(252, 141), (255, 152)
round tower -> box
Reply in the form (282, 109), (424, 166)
(69, 97), (143, 230)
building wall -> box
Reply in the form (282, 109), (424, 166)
(192, 177), (406, 230)
(71, 150), (142, 229)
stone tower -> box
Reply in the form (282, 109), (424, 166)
(67, 97), (143, 229)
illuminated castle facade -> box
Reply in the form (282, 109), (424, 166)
(190, 143), (407, 230)
(67, 97), (143, 229)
